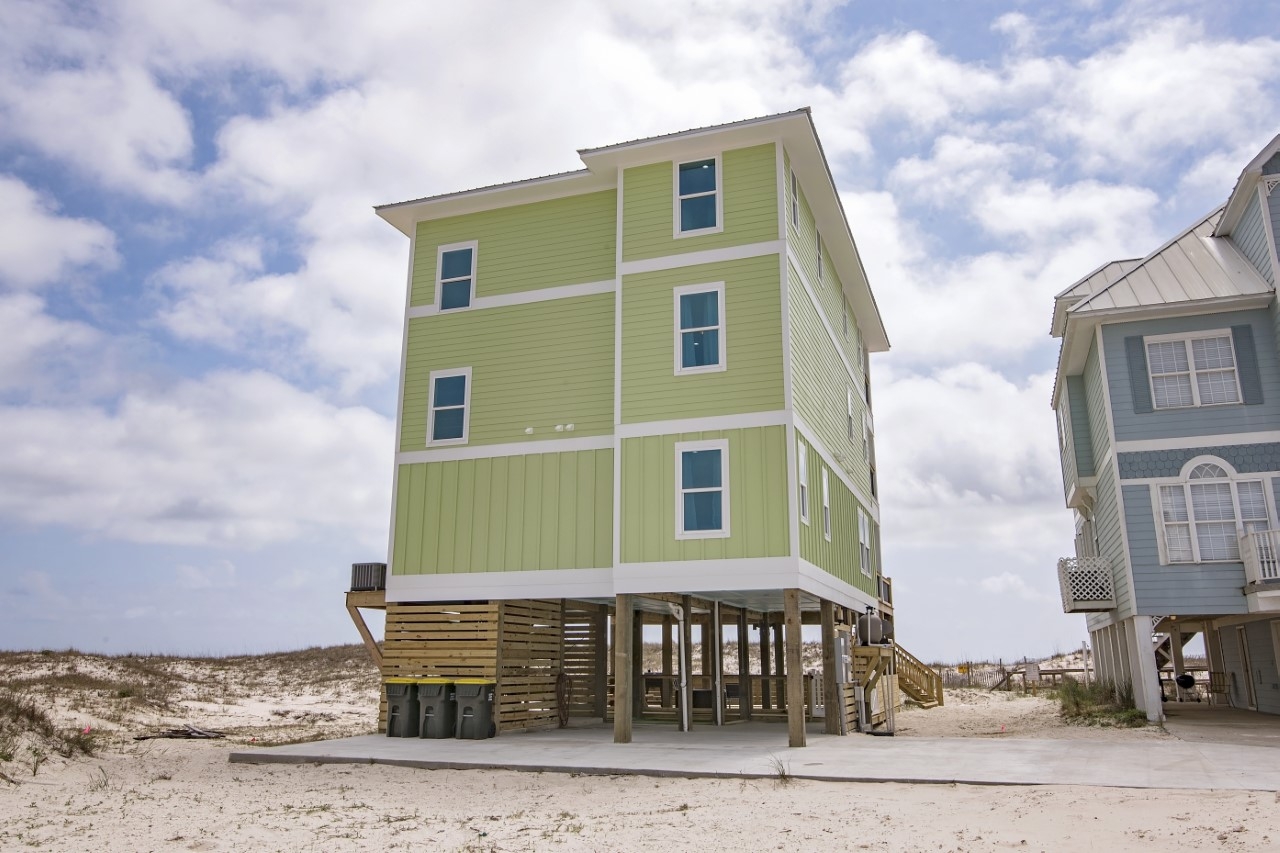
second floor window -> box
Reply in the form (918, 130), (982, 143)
(674, 283), (726, 374)
(859, 508), (873, 576)
(427, 368), (471, 444)
(437, 242), (477, 311)
(1146, 331), (1240, 409)
(1158, 461), (1270, 562)
(677, 158), (719, 234)
(676, 440), (729, 538)
(798, 439), (809, 525)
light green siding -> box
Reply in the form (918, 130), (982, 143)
(410, 190), (616, 307)
(789, 263), (872, 499)
(621, 254), (785, 423)
(797, 439), (877, 596)
(620, 427), (789, 562)
(401, 293), (613, 450)
(392, 449), (613, 575)
(621, 144), (778, 262)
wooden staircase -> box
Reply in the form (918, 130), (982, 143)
(895, 643), (945, 708)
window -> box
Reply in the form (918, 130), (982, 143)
(436, 242), (477, 311)
(673, 283), (726, 374)
(791, 171), (798, 227)
(1158, 460), (1272, 562)
(798, 439), (809, 525)
(676, 157), (720, 235)
(676, 439), (729, 538)
(1146, 331), (1240, 409)
(843, 300), (849, 339)
(817, 236), (824, 283)
(427, 367), (471, 445)
(865, 410), (877, 499)
(847, 388), (856, 443)
(858, 508), (873, 577)
(821, 468), (831, 541)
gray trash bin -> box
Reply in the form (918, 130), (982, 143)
(385, 680), (420, 738)
(417, 679), (456, 739)
(454, 680), (496, 739)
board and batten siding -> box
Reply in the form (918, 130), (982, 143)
(410, 190), (616, 307)
(797, 439), (877, 596)
(1092, 464), (1132, 618)
(1234, 191), (1275, 285)
(392, 449), (613, 575)
(401, 294), (613, 450)
(784, 147), (865, 379)
(789, 264), (873, 499)
(619, 426), (789, 562)
(620, 255), (784, 423)
(621, 143), (778, 262)
(1121, 484), (1247, 615)
(1104, 310), (1280, 443)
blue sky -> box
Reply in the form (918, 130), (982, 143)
(2, 0), (1278, 662)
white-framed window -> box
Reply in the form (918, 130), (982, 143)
(436, 241), (477, 311)
(675, 439), (730, 539)
(847, 388), (857, 443)
(427, 367), (471, 445)
(673, 282), (726, 374)
(865, 410), (877, 498)
(674, 156), (722, 236)
(798, 439), (810, 526)
(817, 236), (824, 283)
(858, 508), (873, 577)
(1156, 458), (1273, 563)
(821, 468), (831, 541)
(1146, 330), (1241, 409)
(791, 171), (798, 227)
(843, 300), (849, 340)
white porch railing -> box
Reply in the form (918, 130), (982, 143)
(1057, 556), (1116, 612)
(1239, 530), (1280, 585)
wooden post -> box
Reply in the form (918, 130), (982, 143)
(680, 595), (693, 731)
(661, 615), (674, 708)
(820, 599), (840, 735)
(700, 617), (713, 675)
(712, 602), (724, 726)
(1169, 626), (1186, 701)
(345, 599), (383, 670)
(737, 610), (752, 720)
(613, 595), (633, 743)
(632, 609), (645, 717)
(759, 616), (772, 710)
(784, 589), (805, 747)
(593, 605), (608, 718)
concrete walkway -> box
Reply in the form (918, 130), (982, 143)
(229, 721), (1280, 791)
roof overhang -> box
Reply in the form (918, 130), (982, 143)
(1215, 132), (1280, 237)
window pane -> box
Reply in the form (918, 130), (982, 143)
(1196, 369), (1240, 405)
(432, 407), (464, 441)
(1147, 340), (1188, 374)
(1196, 521), (1239, 561)
(1152, 374), (1193, 408)
(1191, 336), (1234, 370)
(1238, 481), (1268, 521)
(684, 491), (722, 531)
(1160, 486), (1188, 522)
(433, 374), (467, 407)
(679, 291), (718, 329)
(440, 248), (473, 280)
(678, 159), (716, 195)
(1189, 463), (1227, 479)
(681, 329), (720, 368)
(1191, 482), (1234, 522)
(441, 279), (472, 310)
(681, 449), (722, 489)
(1166, 523), (1193, 562)
(680, 196), (717, 231)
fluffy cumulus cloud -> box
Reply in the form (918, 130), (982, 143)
(0, 176), (117, 289)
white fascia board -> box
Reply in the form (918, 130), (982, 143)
(615, 557), (797, 594)
(1215, 133), (1280, 236)
(397, 434), (613, 465)
(798, 559), (879, 613)
(387, 568), (615, 603)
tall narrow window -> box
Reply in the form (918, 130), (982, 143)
(676, 158), (719, 234)
(858, 509), (873, 577)
(1158, 460), (1273, 562)
(1146, 331), (1240, 409)
(798, 439), (809, 525)
(847, 388), (856, 442)
(674, 283), (726, 374)
(791, 171), (798, 226)
(427, 367), (471, 445)
(865, 410), (877, 499)
(817, 236), (824, 283)
(676, 440), (730, 538)
(821, 468), (831, 541)
(436, 242), (477, 311)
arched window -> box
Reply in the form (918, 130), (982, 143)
(1158, 458), (1271, 562)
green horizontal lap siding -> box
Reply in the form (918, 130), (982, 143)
(401, 294), (613, 450)
(410, 190), (616, 307)
(798, 441), (876, 596)
(620, 427), (789, 562)
(392, 449), (613, 575)
(789, 265), (872, 498)
(622, 144), (778, 262)
(621, 255), (784, 423)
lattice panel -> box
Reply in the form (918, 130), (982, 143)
(1058, 557), (1116, 612)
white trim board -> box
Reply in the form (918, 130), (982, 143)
(1116, 432), (1280, 453)
(617, 409), (789, 439)
(786, 248), (867, 401)
(408, 279), (615, 318)
(798, 558), (880, 613)
(613, 165), (625, 570)
(619, 240), (784, 277)
(794, 415), (879, 522)
(397, 434), (613, 465)
(615, 557), (796, 594)
(386, 231), (417, 569)
(387, 568), (615, 602)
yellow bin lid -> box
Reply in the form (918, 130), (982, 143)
(453, 678), (495, 685)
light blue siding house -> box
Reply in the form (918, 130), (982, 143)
(1051, 135), (1280, 720)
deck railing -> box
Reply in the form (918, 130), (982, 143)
(1239, 530), (1280, 585)
(1057, 556), (1115, 612)
(894, 643), (944, 707)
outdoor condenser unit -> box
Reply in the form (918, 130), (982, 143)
(350, 562), (387, 592)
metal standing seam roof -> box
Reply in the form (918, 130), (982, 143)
(1069, 207), (1272, 315)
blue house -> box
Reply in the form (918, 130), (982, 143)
(1052, 134), (1280, 720)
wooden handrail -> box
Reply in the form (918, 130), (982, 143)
(894, 642), (944, 707)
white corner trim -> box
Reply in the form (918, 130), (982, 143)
(387, 568), (615, 603)
(616, 409), (789, 439)
(672, 154), (725, 240)
(1116, 431), (1280, 453)
(398, 434), (613, 465)
(619, 240), (784, 277)
(613, 165), (624, 570)
(386, 231), (417, 570)
(408, 279), (615, 318)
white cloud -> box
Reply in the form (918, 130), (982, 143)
(0, 293), (101, 391)
(0, 176), (118, 289)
